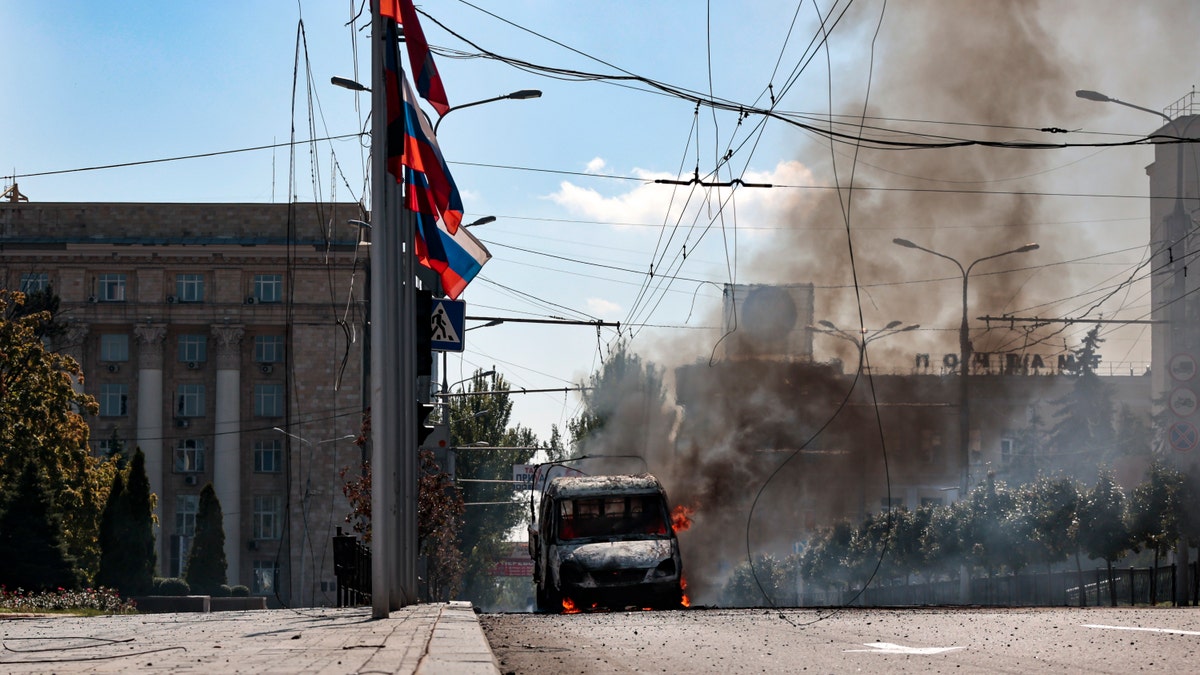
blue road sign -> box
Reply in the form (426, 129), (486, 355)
(430, 298), (465, 352)
(1169, 421), (1199, 452)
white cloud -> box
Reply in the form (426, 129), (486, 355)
(585, 157), (606, 173)
(586, 297), (622, 318)
(544, 160), (816, 233)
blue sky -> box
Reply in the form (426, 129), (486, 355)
(4, 1), (1199, 444)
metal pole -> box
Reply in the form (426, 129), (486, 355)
(368, 0), (391, 619)
(959, 268), (970, 499)
(369, 1), (419, 615)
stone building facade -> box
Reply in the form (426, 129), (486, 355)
(1, 201), (366, 606)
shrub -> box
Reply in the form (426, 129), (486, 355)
(213, 584), (232, 598)
(230, 585), (250, 597)
(156, 578), (191, 596)
(0, 586), (136, 614)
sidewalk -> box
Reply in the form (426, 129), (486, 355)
(0, 601), (499, 674)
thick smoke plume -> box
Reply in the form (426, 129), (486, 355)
(580, 1), (1197, 605)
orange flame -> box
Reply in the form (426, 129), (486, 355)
(681, 576), (691, 608)
(671, 504), (696, 533)
(562, 597), (581, 614)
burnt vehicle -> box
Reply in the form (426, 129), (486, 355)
(529, 473), (684, 612)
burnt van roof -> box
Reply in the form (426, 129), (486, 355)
(544, 473), (665, 499)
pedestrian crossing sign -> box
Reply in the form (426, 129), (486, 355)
(430, 298), (466, 352)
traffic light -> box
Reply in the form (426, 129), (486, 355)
(415, 289), (432, 378)
(417, 401), (449, 451)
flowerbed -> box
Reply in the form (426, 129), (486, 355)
(0, 586), (137, 614)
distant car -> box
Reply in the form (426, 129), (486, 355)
(529, 473), (684, 612)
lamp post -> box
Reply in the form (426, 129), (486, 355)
(815, 319), (920, 359)
(1077, 89), (1197, 608)
(433, 89), (542, 134)
(892, 238), (1039, 499)
(814, 320), (919, 518)
(1076, 90), (1192, 393)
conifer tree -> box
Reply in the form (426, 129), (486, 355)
(1048, 327), (1116, 476)
(184, 483), (227, 594)
(0, 461), (81, 591)
(123, 449), (157, 596)
(95, 470), (130, 591)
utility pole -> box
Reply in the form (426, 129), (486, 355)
(370, 0), (419, 617)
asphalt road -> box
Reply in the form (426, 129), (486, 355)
(481, 605), (1200, 673)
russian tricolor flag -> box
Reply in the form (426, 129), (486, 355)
(381, 0), (449, 116)
(385, 27), (489, 298)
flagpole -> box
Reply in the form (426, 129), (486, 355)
(370, 0), (419, 617)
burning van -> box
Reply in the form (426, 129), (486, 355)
(529, 473), (684, 612)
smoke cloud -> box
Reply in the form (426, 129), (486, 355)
(578, 0), (1198, 605)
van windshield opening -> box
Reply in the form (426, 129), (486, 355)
(557, 495), (669, 541)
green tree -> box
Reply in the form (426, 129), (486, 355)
(450, 370), (539, 607)
(1047, 327), (1116, 475)
(567, 341), (674, 461)
(1128, 461), (1183, 588)
(0, 289), (112, 581)
(7, 283), (65, 342)
(122, 449), (157, 596)
(185, 483), (227, 595)
(1010, 402), (1048, 484)
(721, 553), (792, 607)
(95, 470), (129, 591)
(0, 461), (81, 591)
(1023, 475), (1082, 573)
(889, 506), (934, 584)
(1114, 404), (1153, 460)
(1078, 468), (1132, 607)
(921, 501), (967, 581)
(959, 474), (1025, 577)
(799, 520), (854, 593)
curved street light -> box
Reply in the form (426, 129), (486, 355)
(1077, 89), (1194, 389)
(815, 319), (919, 352)
(433, 89), (542, 134)
(891, 238), (1039, 499)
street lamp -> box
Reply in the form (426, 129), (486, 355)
(433, 89), (542, 134)
(1077, 89), (1198, 608)
(1076, 89), (1192, 385)
(892, 238), (1039, 499)
(464, 216), (496, 228)
(331, 76), (369, 92)
(815, 320), (919, 364)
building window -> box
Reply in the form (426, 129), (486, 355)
(178, 334), (208, 364)
(19, 272), (49, 294)
(254, 335), (285, 363)
(252, 274), (283, 303)
(169, 534), (193, 579)
(175, 494), (199, 536)
(100, 334), (129, 362)
(175, 273), (205, 303)
(174, 439), (206, 473)
(921, 430), (941, 464)
(254, 439), (283, 473)
(98, 384), (128, 417)
(1000, 437), (1016, 465)
(176, 384), (205, 417)
(252, 560), (280, 594)
(97, 273), (126, 302)
(95, 438), (117, 457)
(254, 384), (284, 417)
(253, 495), (282, 540)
